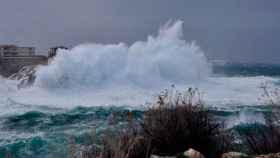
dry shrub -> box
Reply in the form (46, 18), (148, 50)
(68, 136), (77, 158)
(238, 120), (280, 155)
(87, 88), (232, 158)
(238, 82), (280, 154)
(93, 125), (150, 158)
(5, 152), (13, 158)
(141, 88), (231, 157)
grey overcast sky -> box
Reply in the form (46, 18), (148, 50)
(0, 0), (279, 63)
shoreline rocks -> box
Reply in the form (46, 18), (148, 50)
(256, 153), (280, 158)
(150, 150), (280, 158)
(183, 148), (205, 158)
(151, 148), (205, 158)
(222, 152), (252, 158)
(8, 65), (37, 89)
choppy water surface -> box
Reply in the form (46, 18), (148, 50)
(0, 106), (143, 158)
(0, 103), (279, 158)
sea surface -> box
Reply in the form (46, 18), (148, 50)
(1, 21), (280, 157)
(1, 63), (279, 158)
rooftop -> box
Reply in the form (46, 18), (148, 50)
(0, 45), (35, 49)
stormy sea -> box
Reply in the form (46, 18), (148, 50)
(0, 21), (279, 158)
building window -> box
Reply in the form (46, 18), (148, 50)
(4, 52), (18, 56)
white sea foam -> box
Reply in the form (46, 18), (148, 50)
(34, 20), (210, 90)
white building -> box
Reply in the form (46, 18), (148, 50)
(0, 45), (35, 57)
(0, 45), (47, 77)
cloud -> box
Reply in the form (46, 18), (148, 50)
(0, 0), (279, 63)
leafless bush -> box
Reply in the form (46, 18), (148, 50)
(83, 88), (232, 158)
(238, 121), (280, 155)
(5, 151), (13, 158)
(68, 136), (77, 158)
(141, 88), (232, 157)
(238, 83), (280, 155)
(89, 126), (149, 158)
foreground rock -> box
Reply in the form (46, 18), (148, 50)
(256, 153), (280, 158)
(151, 148), (205, 158)
(150, 149), (280, 158)
(151, 155), (176, 158)
(183, 148), (205, 158)
(222, 152), (252, 158)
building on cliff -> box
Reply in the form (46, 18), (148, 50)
(0, 45), (35, 57)
(48, 46), (68, 58)
(0, 45), (48, 77)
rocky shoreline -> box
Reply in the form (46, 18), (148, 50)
(151, 149), (280, 158)
(8, 65), (37, 89)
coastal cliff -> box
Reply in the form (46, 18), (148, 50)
(0, 45), (67, 78)
(0, 55), (47, 77)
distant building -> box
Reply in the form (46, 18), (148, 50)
(0, 45), (70, 77)
(0, 45), (47, 77)
(48, 46), (68, 58)
(0, 45), (35, 57)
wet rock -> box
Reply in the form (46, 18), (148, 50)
(150, 155), (176, 158)
(256, 153), (280, 158)
(183, 148), (205, 158)
(8, 66), (37, 89)
(150, 149), (205, 158)
(222, 152), (251, 158)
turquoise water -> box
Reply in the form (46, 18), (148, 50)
(1, 63), (280, 157)
(213, 62), (280, 77)
(0, 106), (143, 158)
(0, 104), (278, 158)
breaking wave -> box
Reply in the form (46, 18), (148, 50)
(0, 20), (278, 107)
(34, 21), (211, 89)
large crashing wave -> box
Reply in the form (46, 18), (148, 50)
(34, 21), (211, 90)
(0, 20), (277, 107)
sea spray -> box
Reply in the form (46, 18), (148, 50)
(0, 21), (277, 107)
(34, 20), (211, 90)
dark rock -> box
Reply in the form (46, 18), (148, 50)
(256, 153), (280, 158)
(8, 66), (37, 89)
